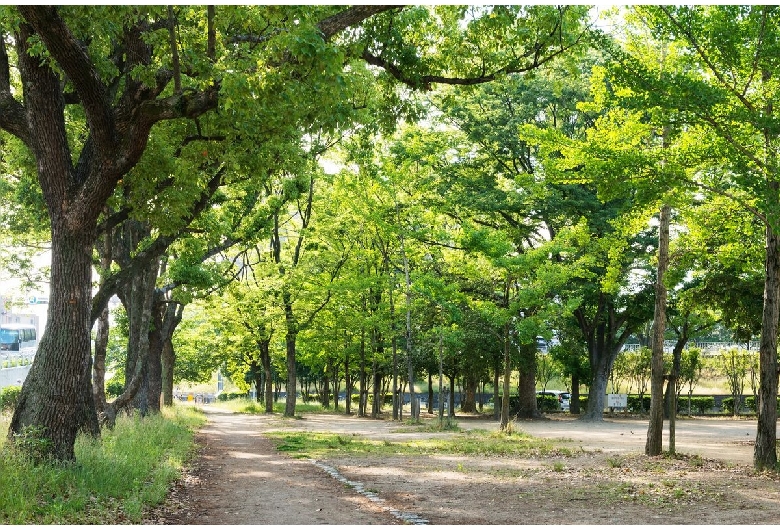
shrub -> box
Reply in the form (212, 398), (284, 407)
(685, 396), (715, 414)
(744, 396), (780, 413)
(721, 397), (748, 415)
(217, 392), (247, 401)
(0, 386), (22, 412)
(105, 380), (124, 398)
(536, 394), (560, 412)
(627, 394), (650, 412)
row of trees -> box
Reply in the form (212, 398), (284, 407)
(1, 6), (779, 471)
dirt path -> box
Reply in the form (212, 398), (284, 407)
(150, 409), (780, 525)
(154, 409), (398, 525)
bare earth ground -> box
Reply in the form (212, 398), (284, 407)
(149, 408), (780, 525)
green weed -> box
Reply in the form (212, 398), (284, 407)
(0, 405), (204, 524)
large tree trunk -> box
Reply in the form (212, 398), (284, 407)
(516, 342), (541, 419)
(461, 360), (479, 412)
(576, 297), (637, 422)
(10, 227), (100, 460)
(145, 317), (163, 415)
(7, 17), (104, 461)
(646, 203), (671, 456)
(754, 221), (780, 470)
(148, 297), (183, 411)
(103, 264), (156, 425)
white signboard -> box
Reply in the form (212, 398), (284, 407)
(607, 393), (628, 408)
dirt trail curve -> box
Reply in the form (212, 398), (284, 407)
(155, 409), (399, 525)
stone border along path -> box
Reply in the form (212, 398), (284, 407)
(312, 460), (429, 525)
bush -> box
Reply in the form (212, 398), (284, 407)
(744, 396), (780, 413)
(627, 394), (650, 412)
(217, 392), (247, 401)
(0, 386), (22, 412)
(721, 397), (749, 414)
(684, 396), (715, 414)
(105, 380), (124, 398)
(536, 394), (560, 412)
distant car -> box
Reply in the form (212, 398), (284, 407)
(536, 390), (570, 412)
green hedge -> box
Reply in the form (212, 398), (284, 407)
(682, 396), (715, 414)
(0, 385), (21, 412)
(721, 396), (750, 414)
(743, 396), (780, 413)
(217, 392), (248, 401)
(536, 394), (560, 412)
(627, 395), (650, 412)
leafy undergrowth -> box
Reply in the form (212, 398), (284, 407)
(266, 427), (575, 460)
(0, 406), (204, 524)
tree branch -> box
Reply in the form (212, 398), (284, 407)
(0, 36), (30, 145)
(19, 6), (115, 157)
(317, 6), (401, 41)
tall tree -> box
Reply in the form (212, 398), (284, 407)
(612, 5), (780, 469)
(1, 5), (588, 460)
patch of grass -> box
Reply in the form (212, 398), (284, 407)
(0, 405), (204, 524)
(606, 456), (623, 468)
(209, 398), (329, 416)
(266, 427), (573, 460)
(392, 418), (461, 433)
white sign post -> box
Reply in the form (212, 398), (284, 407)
(607, 393), (628, 409)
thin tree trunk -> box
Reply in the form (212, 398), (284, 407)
(344, 334), (352, 415)
(500, 321), (511, 430)
(93, 216), (113, 414)
(283, 294), (297, 417)
(161, 338), (176, 407)
(754, 219), (780, 470)
(570, 373), (581, 415)
(428, 372), (435, 414)
(493, 357), (501, 421)
(400, 227), (417, 420)
(359, 328), (367, 417)
(646, 203), (671, 456)
(93, 305), (110, 415)
(259, 339), (273, 412)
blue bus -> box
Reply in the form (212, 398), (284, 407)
(0, 324), (37, 351)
